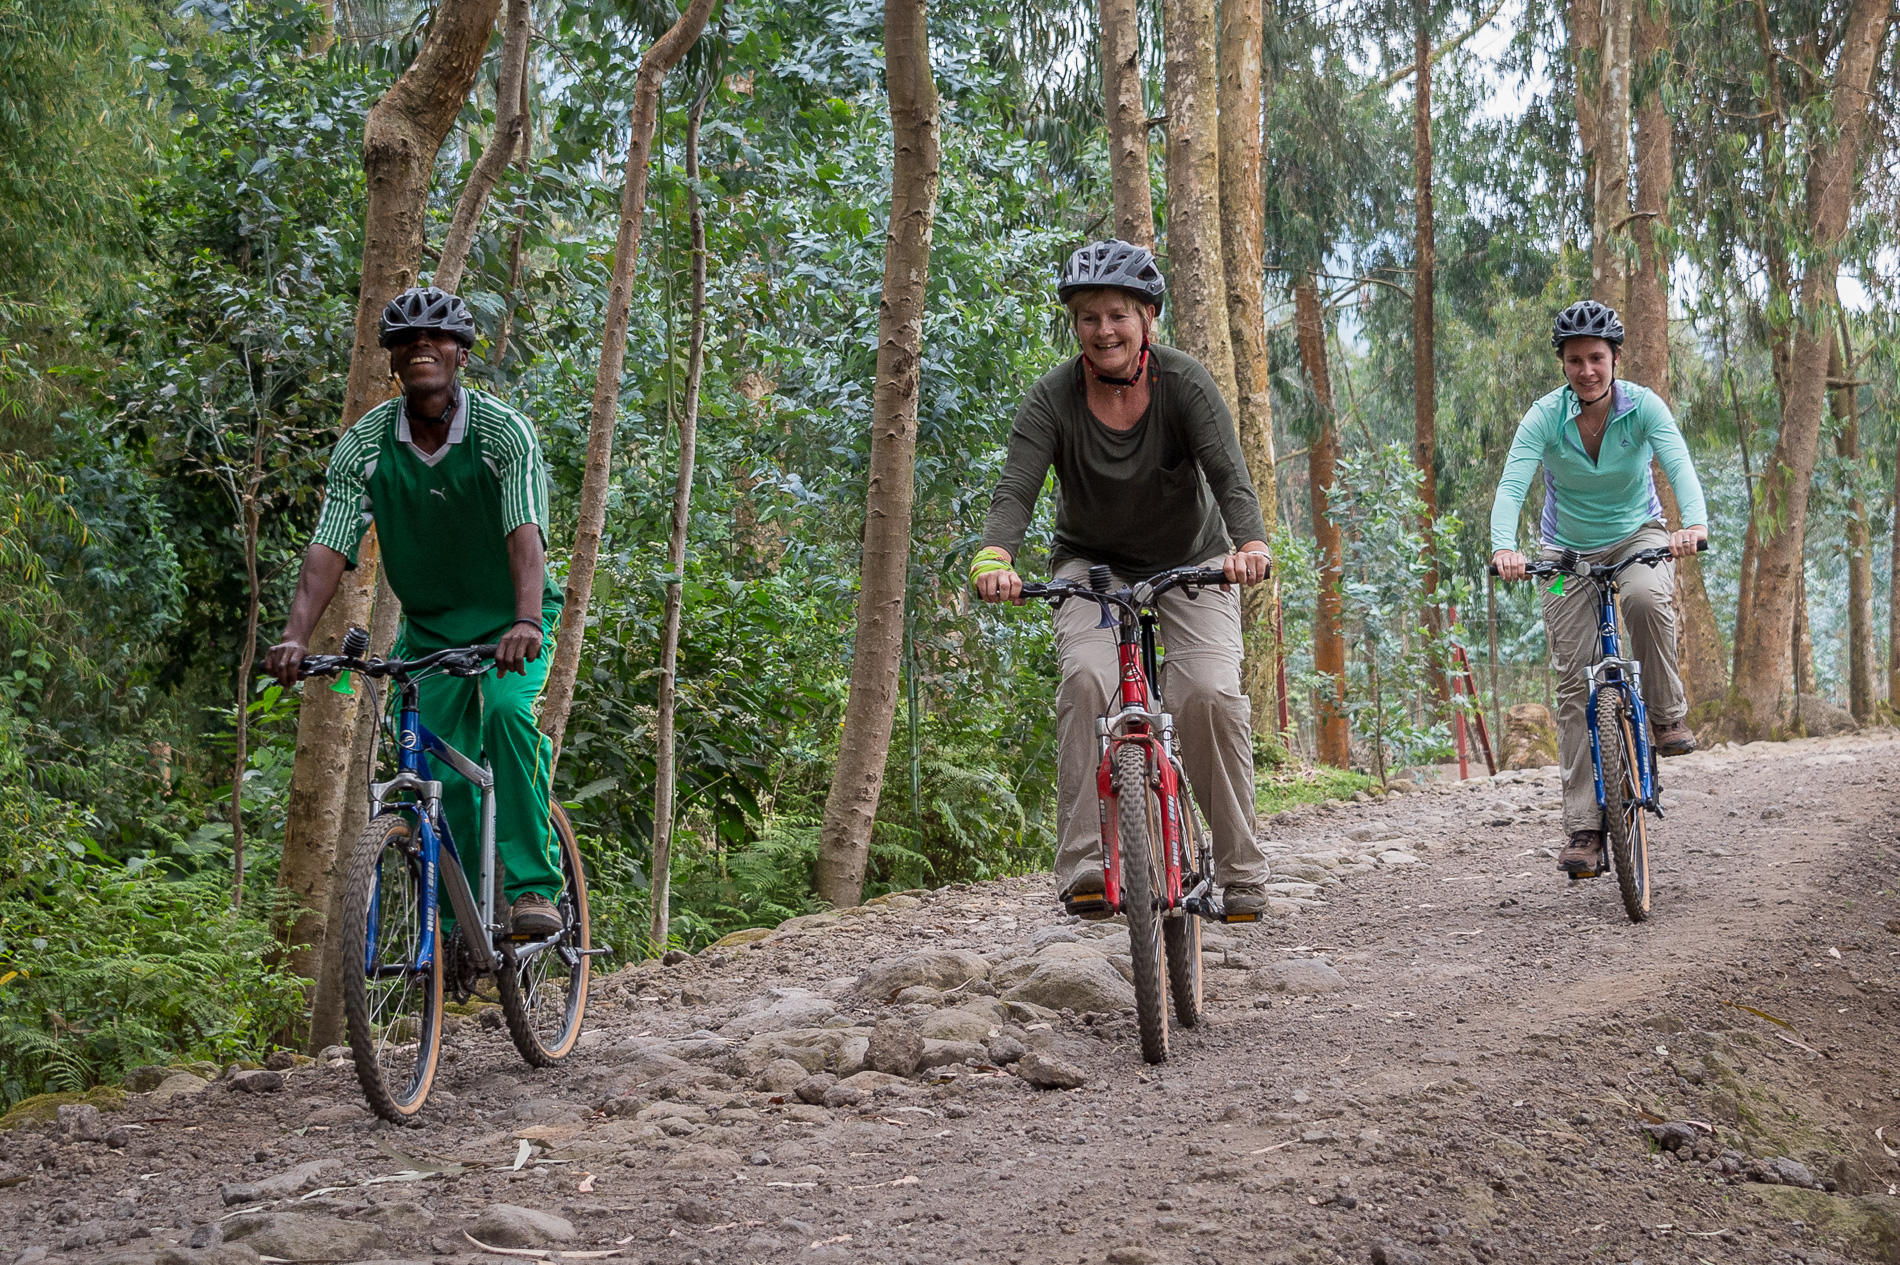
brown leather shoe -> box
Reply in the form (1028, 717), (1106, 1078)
(510, 892), (562, 938)
(1558, 830), (1605, 878)
(1652, 717), (1697, 757)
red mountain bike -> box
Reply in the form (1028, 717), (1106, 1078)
(1020, 563), (1263, 1064)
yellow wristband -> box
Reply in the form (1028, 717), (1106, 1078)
(968, 547), (1013, 586)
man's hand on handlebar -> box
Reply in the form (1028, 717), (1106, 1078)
(495, 620), (544, 676)
(263, 639), (308, 688)
(1491, 549), (1529, 583)
(1669, 525), (1709, 559)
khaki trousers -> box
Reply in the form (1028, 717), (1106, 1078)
(1051, 556), (1267, 892)
(1541, 523), (1686, 833)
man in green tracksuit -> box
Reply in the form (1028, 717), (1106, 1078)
(264, 286), (565, 937)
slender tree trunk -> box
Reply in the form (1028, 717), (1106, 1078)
(1162, 0), (1237, 407)
(275, 0), (501, 1048)
(650, 84), (711, 954)
(1731, 0), (1892, 737)
(813, 0), (940, 909)
(1830, 327), (1877, 719)
(493, 49), (534, 365)
(1219, 0), (1277, 737)
(1792, 563), (1815, 701)
(1590, 0), (1632, 313)
(538, 0), (716, 758)
(1099, 0), (1154, 249)
(1889, 407), (1900, 706)
(1295, 276), (1349, 768)
(1567, 0), (1601, 229)
(230, 455), (264, 908)
(434, 0), (532, 295)
(1411, 4), (1445, 703)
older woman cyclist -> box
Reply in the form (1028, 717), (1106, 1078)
(969, 239), (1273, 917)
(1490, 300), (1709, 878)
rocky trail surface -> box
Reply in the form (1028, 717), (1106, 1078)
(7, 733), (1900, 1265)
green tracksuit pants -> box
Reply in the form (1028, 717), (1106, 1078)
(402, 613), (562, 904)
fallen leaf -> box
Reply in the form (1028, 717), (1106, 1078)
(1723, 1000), (1797, 1030)
(1877, 1127), (1898, 1159)
(849, 1174), (920, 1191)
(511, 1139), (532, 1172)
(578, 1172), (595, 1193)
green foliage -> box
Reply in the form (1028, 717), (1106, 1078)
(1256, 764), (1378, 817)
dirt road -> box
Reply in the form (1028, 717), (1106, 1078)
(6, 732), (1899, 1265)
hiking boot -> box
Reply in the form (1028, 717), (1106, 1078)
(1558, 830), (1605, 878)
(1223, 882), (1269, 917)
(1652, 717), (1697, 757)
(510, 892), (562, 938)
(1059, 873), (1108, 919)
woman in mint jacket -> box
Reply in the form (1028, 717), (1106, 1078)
(1489, 301), (1710, 878)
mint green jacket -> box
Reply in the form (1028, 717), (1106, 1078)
(1488, 380), (1708, 555)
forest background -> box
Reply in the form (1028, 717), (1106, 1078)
(1, 0), (1895, 1106)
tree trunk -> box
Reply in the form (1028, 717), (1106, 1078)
(1294, 276), (1349, 768)
(433, 0), (532, 295)
(1411, 4), (1445, 703)
(275, 0), (502, 1048)
(1730, 0), (1892, 737)
(1589, 0), (1632, 314)
(1566, 0), (1601, 237)
(1624, 0), (1724, 709)
(1219, 0), (1277, 737)
(1162, 0), (1237, 408)
(1889, 404), (1900, 706)
(493, 49), (534, 365)
(230, 444), (265, 908)
(649, 84), (711, 955)
(1792, 562), (1815, 702)
(538, 0), (717, 758)
(813, 0), (940, 910)
(1099, 0), (1154, 249)
(1830, 327), (1877, 719)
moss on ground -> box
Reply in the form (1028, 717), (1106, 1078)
(1257, 764), (1378, 817)
(1757, 1187), (1900, 1264)
(0, 1085), (125, 1131)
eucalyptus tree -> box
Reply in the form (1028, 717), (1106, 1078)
(1164, 0), (1239, 409)
(815, 0), (941, 910)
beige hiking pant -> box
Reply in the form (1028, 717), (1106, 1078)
(1051, 556), (1267, 893)
(1541, 522), (1686, 833)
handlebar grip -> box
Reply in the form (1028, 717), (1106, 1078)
(1696, 538), (1708, 553)
(470, 644), (500, 658)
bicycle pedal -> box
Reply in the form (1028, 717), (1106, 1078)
(1220, 910), (1260, 923)
(1062, 895), (1111, 921)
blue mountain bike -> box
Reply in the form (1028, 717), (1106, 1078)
(1492, 540), (1706, 923)
(295, 630), (602, 1123)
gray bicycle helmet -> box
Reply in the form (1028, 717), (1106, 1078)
(378, 286), (477, 348)
(1057, 239), (1167, 309)
(1550, 299), (1625, 351)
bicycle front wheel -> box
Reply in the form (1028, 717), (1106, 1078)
(497, 804), (593, 1066)
(1163, 776), (1204, 1028)
(1598, 692), (1651, 922)
(340, 812), (444, 1124)
(1113, 744), (1169, 1064)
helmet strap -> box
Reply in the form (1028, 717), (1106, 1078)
(1577, 379), (1614, 408)
(1084, 339), (1150, 389)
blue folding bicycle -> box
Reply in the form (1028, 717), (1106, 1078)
(1492, 540), (1706, 922)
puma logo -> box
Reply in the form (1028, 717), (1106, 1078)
(430, 487), (448, 500)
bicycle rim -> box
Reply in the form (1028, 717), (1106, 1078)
(1597, 695), (1650, 922)
(1164, 777), (1203, 1028)
(341, 813), (443, 1123)
(1114, 744), (1169, 1064)
(497, 804), (592, 1066)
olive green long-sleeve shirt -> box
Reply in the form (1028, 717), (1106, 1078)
(980, 344), (1268, 577)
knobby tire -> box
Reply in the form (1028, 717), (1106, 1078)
(496, 804), (593, 1066)
(1114, 744), (1169, 1064)
(1598, 693), (1651, 922)
(1164, 775), (1203, 1028)
(340, 812), (443, 1124)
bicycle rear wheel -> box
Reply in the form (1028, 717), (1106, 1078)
(1598, 692), (1651, 922)
(1163, 776), (1203, 1028)
(496, 804), (593, 1066)
(1113, 744), (1169, 1064)
(340, 812), (443, 1124)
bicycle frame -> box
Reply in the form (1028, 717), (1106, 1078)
(368, 677), (503, 976)
(1580, 574), (1661, 816)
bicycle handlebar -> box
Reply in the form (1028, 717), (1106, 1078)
(1018, 564), (1242, 608)
(1489, 538), (1707, 581)
(294, 641), (499, 682)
